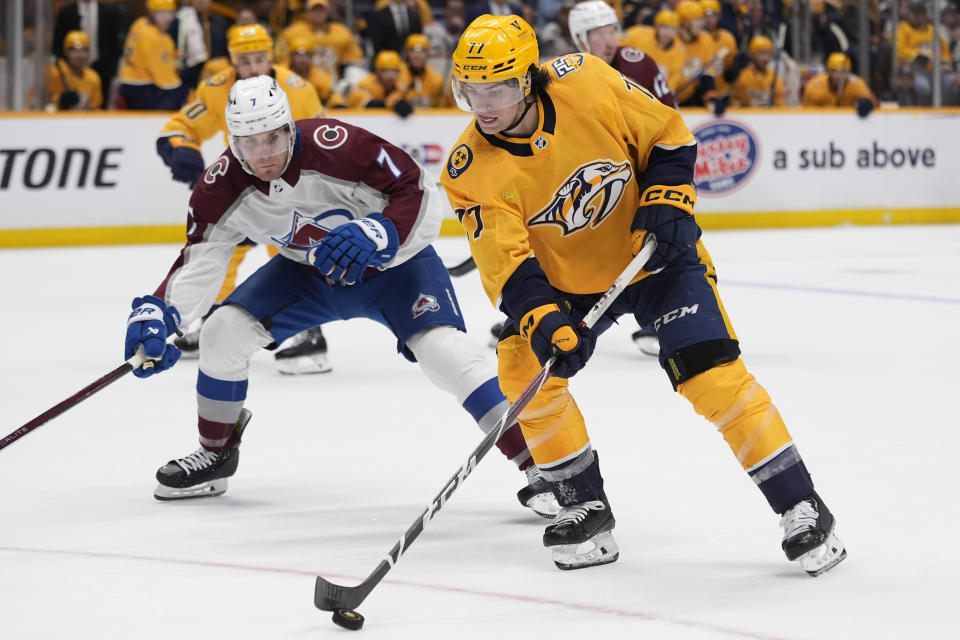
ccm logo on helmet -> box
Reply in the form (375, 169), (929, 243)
(460, 64), (487, 71)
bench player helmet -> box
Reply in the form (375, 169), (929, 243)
(228, 24), (273, 63)
(450, 14), (539, 113)
(225, 75), (296, 176)
(568, 1), (620, 55)
(64, 30), (91, 50)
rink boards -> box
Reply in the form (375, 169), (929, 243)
(0, 107), (958, 247)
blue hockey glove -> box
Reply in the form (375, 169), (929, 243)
(393, 99), (414, 118)
(520, 303), (597, 379)
(308, 213), (399, 285)
(125, 295), (182, 378)
(856, 97), (874, 118)
(631, 185), (701, 271)
(709, 93), (730, 117)
(157, 137), (205, 187)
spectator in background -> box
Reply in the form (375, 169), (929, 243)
(277, 0), (365, 77)
(53, 0), (127, 108)
(674, 0), (720, 106)
(802, 50), (877, 116)
(373, 0), (437, 29)
(424, 0), (467, 59)
(285, 35), (345, 106)
(169, 0), (231, 93)
(117, 0), (186, 110)
(538, 0), (578, 59)
(896, 0), (957, 105)
(402, 33), (449, 108)
(730, 34), (784, 106)
(366, 0), (424, 54)
(465, 0), (527, 26)
(347, 50), (415, 117)
(47, 30), (103, 111)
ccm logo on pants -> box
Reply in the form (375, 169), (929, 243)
(653, 304), (699, 330)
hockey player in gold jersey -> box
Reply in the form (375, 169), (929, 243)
(441, 14), (847, 575)
(47, 30), (103, 111)
(802, 52), (877, 117)
(118, 0), (185, 110)
(157, 23), (331, 374)
(731, 35), (784, 107)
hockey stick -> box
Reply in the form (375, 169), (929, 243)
(446, 255), (477, 277)
(0, 350), (148, 452)
(314, 234), (659, 614)
(768, 21), (788, 107)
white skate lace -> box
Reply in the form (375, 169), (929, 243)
(176, 448), (221, 474)
(554, 500), (606, 525)
(525, 464), (545, 484)
(780, 498), (818, 538)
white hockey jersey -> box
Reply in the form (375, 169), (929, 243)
(154, 118), (444, 326)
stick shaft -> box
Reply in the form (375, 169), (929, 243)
(1, 353), (145, 452)
(314, 236), (658, 612)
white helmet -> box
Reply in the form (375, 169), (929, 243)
(568, 0), (620, 55)
(225, 75), (296, 176)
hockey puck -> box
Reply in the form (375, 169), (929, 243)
(332, 608), (364, 631)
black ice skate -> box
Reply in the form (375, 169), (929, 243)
(517, 465), (560, 519)
(630, 327), (659, 357)
(274, 326), (332, 374)
(780, 491), (847, 576)
(154, 409), (252, 501)
(543, 496), (619, 570)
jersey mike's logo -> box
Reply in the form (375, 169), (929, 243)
(692, 120), (760, 196)
(528, 160), (632, 235)
(271, 208), (355, 249)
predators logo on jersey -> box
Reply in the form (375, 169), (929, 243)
(528, 159), (633, 235)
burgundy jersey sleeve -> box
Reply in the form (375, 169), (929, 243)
(613, 46), (677, 109)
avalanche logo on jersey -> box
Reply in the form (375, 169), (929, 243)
(527, 160), (633, 235)
(270, 208), (356, 250)
(411, 293), (440, 318)
(204, 156), (229, 184)
(314, 124), (348, 150)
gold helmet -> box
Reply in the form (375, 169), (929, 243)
(63, 30), (90, 50)
(700, 0), (721, 14)
(826, 51), (851, 71)
(147, 0), (177, 12)
(450, 15), (538, 113)
(228, 24), (274, 61)
(748, 35), (774, 53)
(654, 10), (680, 28)
(374, 50), (404, 71)
(676, 0), (704, 21)
(405, 33), (431, 52)
(288, 35), (316, 55)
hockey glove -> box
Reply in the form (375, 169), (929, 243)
(856, 97), (874, 118)
(709, 93), (730, 117)
(520, 303), (596, 379)
(631, 184), (701, 271)
(308, 213), (400, 285)
(125, 295), (182, 379)
(157, 137), (205, 187)
(58, 91), (81, 110)
(393, 99), (414, 118)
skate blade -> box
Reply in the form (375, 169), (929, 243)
(799, 530), (847, 577)
(154, 478), (228, 501)
(552, 531), (620, 570)
(275, 353), (332, 375)
(525, 492), (560, 519)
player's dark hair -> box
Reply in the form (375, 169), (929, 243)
(529, 64), (552, 98)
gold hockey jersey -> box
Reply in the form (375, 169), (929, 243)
(440, 53), (696, 306)
(159, 66), (323, 147)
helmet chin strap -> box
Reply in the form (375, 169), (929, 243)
(500, 96), (536, 136)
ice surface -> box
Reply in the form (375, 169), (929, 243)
(1, 225), (958, 639)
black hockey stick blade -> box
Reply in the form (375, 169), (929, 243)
(446, 255), (476, 277)
(312, 235), (657, 612)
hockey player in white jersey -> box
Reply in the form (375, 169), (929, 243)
(123, 75), (557, 517)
